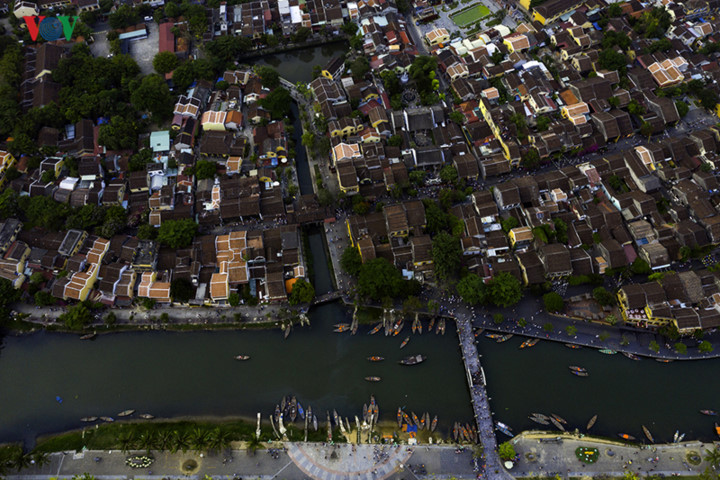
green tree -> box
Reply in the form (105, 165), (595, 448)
(640, 121), (654, 139)
(194, 160), (217, 180)
(543, 322), (553, 332)
(493, 313), (504, 324)
(157, 219), (198, 248)
(449, 111), (465, 125)
(598, 49), (628, 73)
(592, 286), (616, 306)
(59, 303), (92, 330)
(137, 223), (158, 240)
(357, 258), (404, 300)
(228, 292), (240, 307)
(543, 292), (564, 313)
(489, 272), (523, 308)
(340, 247), (362, 276)
(104, 311), (116, 325)
(153, 51), (179, 74)
(431, 232), (462, 281)
(131, 74), (173, 120)
(649, 340), (660, 352)
(674, 342), (687, 354)
(699, 340), (714, 353)
(498, 442), (516, 461)
(289, 279), (315, 305)
(260, 88), (292, 119)
(536, 115), (550, 132)
(457, 274), (487, 305)
(631, 258), (651, 275)
(34, 290), (55, 306)
(348, 56), (370, 81)
(439, 165), (458, 184)
(704, 448), (720, 469)
(674, 101), (689, 119)
(170, 278), (194, 303)
(566, 325), (577, 336)
(108, 4), (139, 29)
(256, 66), (280, 89)
(387, 135), (403, 148)
(501, 216), (519, 233)
(98, 116), (138, 151)
(205, 35), (252, 63)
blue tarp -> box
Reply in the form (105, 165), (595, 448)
(407, 425), (418, 433)
(592, 22), (602, 30)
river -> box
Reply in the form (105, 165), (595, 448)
(249, 41), (349, 84)
(479, 336), (720, 443)
(0, 304), (471, 444)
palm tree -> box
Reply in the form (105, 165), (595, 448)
(246, 434), (262, 456)
(138, 432), (157, 453)
(170, 431), (190, 453)
(206, 428), (222, 454)
(705, 447), (720, 470)
(30, 452), (50, 467)
(10, 449), (31, 472)
(157, 431), (173, 451)
(117, 431), (135, 453)
(189, 427), (208, 453)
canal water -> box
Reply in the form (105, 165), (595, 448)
(249, 41), (349, 84)
(0, 304), (471, 444)
(478, 336), (720, 443)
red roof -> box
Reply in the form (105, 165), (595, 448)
(159, 22), (175, 53)
(399, 31), (411, 45)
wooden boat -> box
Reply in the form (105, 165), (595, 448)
(274, 405), (281, 424)
(439, 318), (446, 335)
(290, 396), (297, 423)
(117, 409), (135, 417)
(369, 323), (383, 335)
(430, 415), (438, 432)
(569, 366), (587, 373)
(411, 320), (417, 334)
(519, 338), (539, 349)
(333, 409), (340, 427)
(397, 408), (402, 428)
(496, 334), (513, 343)
(234, 355), (250, 360)
(411, 411), (420, 426)
(419, 413), (426, 430)
(392, 320), (404, 336)
(402, 411), (412, 425)
(429, 317), (436, 332)
(571, 370), (589, 377)
(365, 376), (381, 382)
(550, 417), (565, 431)
(531, 413), (550, 421)
(284, 324), (291, 339)
(334, 323), (350, 329)
(312, 414), (318, 431)
(80, 416), (98, 422)
(715, 423), (720, 438)
(139, 414), (155, 419)
(474, 328), (484, 337)
(334, 325), (349, 333)
(700, 410), (718, 416)
(496, 421), (513, 437)
(281, 396), (287, 412)
(529, 415), (550, 425)
(565, 344), (582, 349)
(656, 358), (674, 363)
(417, 320), (423, 334)
(551, 414), (567, 424)
(298, 403), (305, 420)
(425, 412), (430, 430)
(643, 425), (654, 443)
(400, 336), (410, 349)
(673, 430), (680, 442)
(622, 352), (641, 361)
(399, 354), (426, 365)
(453, 422), (459, 442)
(618, 433), (635, 441)
(100, 416), (114, 422)
(599, 349), (617, 354)
(363, 404), (368, 423)
(486, 333), (503, 340)
(367, 356), (384, 362)
(80, 332), (97, 340)
(586, 414), (597, 430)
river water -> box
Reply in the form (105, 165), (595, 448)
(0, 304), (471, 444)
(479, 336), (720, 443)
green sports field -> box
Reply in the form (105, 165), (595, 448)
(451, 4), (492, 27)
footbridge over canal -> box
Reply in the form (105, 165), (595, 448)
(455, 316), (512, 480)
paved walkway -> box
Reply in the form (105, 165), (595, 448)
(8, 444), (478, 480)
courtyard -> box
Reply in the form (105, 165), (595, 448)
(451, 3), (492, 27)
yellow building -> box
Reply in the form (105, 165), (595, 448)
(425, 28), (449, 46)
(508, 226), (533, 247)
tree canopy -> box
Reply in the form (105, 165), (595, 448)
(431, 232), (462, 282)
(59, 302), (93, 330)
(289, 278), (315, 305)
(130, 74), (174, 121)
(157, 219), (198, 249)
(341, 247), (363, 276)
(543, 292), (564, 313)
(98, 115), (139, 151)
(170, 278), (194, 303)
(153, 51), (180, 75)
(256, 66), (280, 89)
(260, 88), (292, 119)
(456, 274), (487, 305)
(489, 272), (523, 308)
(357, 258), (405, 300)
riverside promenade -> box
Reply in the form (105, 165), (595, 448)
(455, 316), (510, 480)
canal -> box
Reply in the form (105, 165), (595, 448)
(249, 41), (349, 84)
